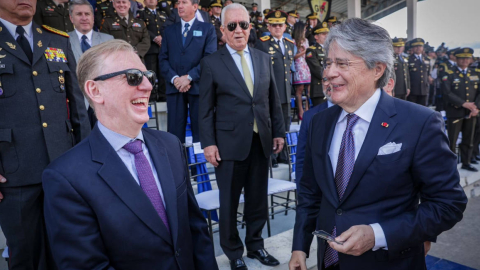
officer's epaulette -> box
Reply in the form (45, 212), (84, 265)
(284, 37), (294, 44)
(42, 25), (69, 38)
(308, 45), (316, 50)
(446, 69), (454, 74)
(476, 68), (480, 73)
(260, 36), (270, 42)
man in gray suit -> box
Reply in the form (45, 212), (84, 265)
(68, 0), (114, 127)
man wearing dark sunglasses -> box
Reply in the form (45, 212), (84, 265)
(199, 4), (285, 270)
(42, 39), (218, 270)
(255, 10), (295, 168)
(159, 0), (217, 144)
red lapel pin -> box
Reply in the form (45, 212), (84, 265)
(381, 122), (389, 128)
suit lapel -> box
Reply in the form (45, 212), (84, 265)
(250, 48), (260, 99)
(143, 131), (179, 247)
(322, 105), (342, 207)
(339, 91), (397, 205)
(69, 31), (81, 53)
(0, 21), (30, 65)
(92, 32), (100, 46)
(220, 47), (252, 99)
(175, 22), (183, 49)
(90, 127), (173, 246)
(183, 19), (198, 49)
(32, 23), (51, 65)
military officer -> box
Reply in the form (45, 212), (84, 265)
(255, 10), (294, 166)
(34, 0), (74, 32)
(249, 3), (260, 22)
(392, 37), (410, 100)
(305, 21), (328, 106)
(442, 48), (480, 171)
(285, 10), (297, 38)
(327, 15), (338, 28)
(209, 0), (224, 49)
(0, 0), (91, 268)
(407, 38), (430, 106)
(255, 9), (269, 38)
(305, 12), (317, 45)
(137, 0), (167, 102)
(158, 0), (172, 16)
(95, 0), (117, 29)
(100, 0), (150, 60)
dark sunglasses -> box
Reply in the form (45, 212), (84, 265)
(226, 21), (249, 31)
(93, 69), (157, 87)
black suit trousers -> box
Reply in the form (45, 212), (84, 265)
(215, 133), (269, 260)
(447, 116), (476, 165)
(166, 93), (199, 143)
(407, 95), (427, 106)
(145, 53), (166, 101)
(0, 184), (56, 270)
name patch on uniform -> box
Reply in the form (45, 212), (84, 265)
(132, 23), (142, 28)
(193, 30), (202, 37)
(453, 78), (461, 83)
(469, 75), (479, 81)
(44, 47), (68, 63)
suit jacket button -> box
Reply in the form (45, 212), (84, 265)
(175, 250), (180, 257)
(336, 209), (342, 215)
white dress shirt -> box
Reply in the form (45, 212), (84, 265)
(75, 29), (93, 46)
(98, 122), (166, 206)
(328, 89), (388, 251)
(226, 44), (255, 84)
(273, 37), (285, 55)
(415, 54), (422, 62)
(449, 60), (456, 67)
(170, 17), (196, 84)
(0, 18), (34, 51)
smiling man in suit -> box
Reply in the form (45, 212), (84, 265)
(199, 4), (285, 270)
(42, 39), (218, 270)
(159, 0), (216, 143)
(289, 18), (467, 270)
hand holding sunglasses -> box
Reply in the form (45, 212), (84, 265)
(93, 69), (157, 88)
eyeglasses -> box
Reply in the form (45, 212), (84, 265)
(226, 21), (249, 31)
(270, 24), (284, 28)
(93, 69), (157, 87)
(324, 59), (361, 71)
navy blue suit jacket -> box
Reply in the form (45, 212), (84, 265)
(43, 126), (218, 270)
(295, 101), (329, 182)
(159, 19), (217, 95)
(293, 91), (467, 270)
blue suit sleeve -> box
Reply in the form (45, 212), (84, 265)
(295, 111), (312, 182)
(159, 27), (179, 85)
(187, 24), (217, 82)
(43, 169), (116, 270)
(380, 111), (467, 256)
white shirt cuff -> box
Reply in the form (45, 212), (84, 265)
(171, 75), (179, 84)
(370, 223), (388, 251)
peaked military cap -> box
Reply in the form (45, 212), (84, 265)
(455, 48), (474, 58)
(266, 10), (287, 24)
(312, 21), (329, 34)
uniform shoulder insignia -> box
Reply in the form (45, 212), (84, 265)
(260, 36), (270, 42)
(284, 37), (294, 44)
(308, 46), (316, 49)
(476, 68), (480, 73)
(446, 70), (454, 74)
(42, 25), (69, 38)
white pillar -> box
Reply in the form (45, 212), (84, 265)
(258, 0), (270, 15)
(406, 0), (417, 40)
(347, 0), (361, 18)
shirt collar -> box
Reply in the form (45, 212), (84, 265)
(226, 43), (250, 56)
(273, 37), (283, 43)
(327, 100), (334, 108)
(75, 29), (93, 42)
(337, 88), (381, 124)
(0, 18), (33, 39)
(415, 54), (422, 59)
(149, 8), (156, 13)
(449, 60), (456, 66)
(97, 121), (144, 152)
(181, 17), (195, 29)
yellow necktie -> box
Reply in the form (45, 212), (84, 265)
(237, 50), (257, 133)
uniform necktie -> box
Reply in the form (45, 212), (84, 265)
(324, 114), (360, 268)
(16, 26), (33, 63)
(81, 35), (91, 53)
(182, 23), (190, 46)
(277, 39), (284, 55)
(123, 140), (170, 232)
(237, 50), (258, 133)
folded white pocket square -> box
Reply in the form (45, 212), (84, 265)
(378, 142), (402, 155)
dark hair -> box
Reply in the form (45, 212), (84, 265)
(293, 21), (305, 47)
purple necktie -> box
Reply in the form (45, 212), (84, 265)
(324, 114), (360, 268)
(123, 140), (170, 232)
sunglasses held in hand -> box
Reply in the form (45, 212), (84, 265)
(93, 69), (157, 87)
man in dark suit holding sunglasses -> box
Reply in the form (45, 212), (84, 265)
(199, 4), (285, 270)
(43, 40), (218, 270)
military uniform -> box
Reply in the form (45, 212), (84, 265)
(442, 58), (480, 168)
(137, 8), (167, 101)
(250, 11), (261, 21)
(209, 0), (224, 49)
(437, 52), (457, 110)
(100, 13), (151, 59)
(285, 10), (298, 38)
(33, 0), (74, 32)
(407, 38), (430, 106)
(0, 21), (90, 269)
(305, 22), (329, 106)
(95, 0), (117, 30)
(158, 0), (172, 16)
(305, 13), (318, 46)
(255, 11), (294, 163)
(393, 53), (410, 100)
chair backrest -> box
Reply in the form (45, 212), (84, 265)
(183, 143), (217, 193)
(268, 130), (298, 182)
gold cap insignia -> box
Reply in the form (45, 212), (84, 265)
(217, 0), (221, 3)
(465, 48), (469, 53)
(322, 22), (327, 28)
(275, 11), (281, 18)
